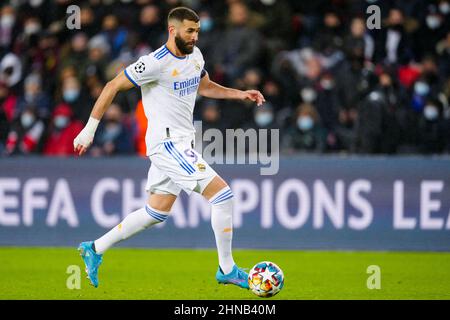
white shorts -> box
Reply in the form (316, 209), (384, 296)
(145, 137), (218, 196)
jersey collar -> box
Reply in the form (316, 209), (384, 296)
(165, 45), (187, 60)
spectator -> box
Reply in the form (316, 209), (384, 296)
(420, 55), (444, 96)
(4, 106), (44, 155)
(14, 73), (52, 121)
(254, 0), (292, 53)
(101, 14), (127, 59)
(264, 78), (285, 108)
(86, 34), (111, 83)
(344, 16), (374, 62)
(196, 9), (218, 70)
(43, 104), (84, 156)
(200, 100), (227, 133)
(315, 73), (340, 131)
(282, 103), (326, 153)
(375, 70), (403, 153)
(243, 103), (278, 154)
(372, 8), (411, 65)
(315, 73), (342, 150)
(414, 2), (448, 60)
(79, 5), (100, 38)
(34, 31), (60, 93)
(334, 107), (358, 153)
(0, 5), (19, 55)
(59, 33), (90, 83)
(314, 9), (344, 54)
(212, 1), (262, 81)
(417, 99), (448, 154)
(221, 68), (263, 128)
(436, 31), (450, 79)
(410, 77), (433, 113)
(137, 5), (165, 50)
(16, 16), (43, 54)
(58, 75), (92, 123)
(355, 91), (389, 154)
(90, 103), (134, 156)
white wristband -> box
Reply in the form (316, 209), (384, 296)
(85, 117), (100, 134)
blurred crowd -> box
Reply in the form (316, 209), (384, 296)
(0, 0), (449, 157)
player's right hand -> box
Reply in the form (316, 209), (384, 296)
(73, 127), (94, 156)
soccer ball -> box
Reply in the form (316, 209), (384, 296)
(248, 261), (284, 297)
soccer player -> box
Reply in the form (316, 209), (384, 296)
(73, 7), (265, 289)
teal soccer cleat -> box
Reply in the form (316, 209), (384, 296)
(216, 265), (249, 289)
(78, 241), (103, 288)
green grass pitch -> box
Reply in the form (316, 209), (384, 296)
(0, 247), (449, 300)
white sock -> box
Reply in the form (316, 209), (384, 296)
(94, 205), (168, 254)
(210, 186), (235, 274)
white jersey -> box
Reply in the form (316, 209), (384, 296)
(124, 45), (206, 155)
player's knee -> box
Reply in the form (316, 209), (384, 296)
(202, 175), (228, 199)
(148, 193), (177, 212)
(209, 186), (233, 206)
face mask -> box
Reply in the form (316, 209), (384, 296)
(439, 2), (450, 14)
(63, 89), (80, 103)
(261, 0), (276, 5)
(25, 91), (37, 102)
(424, 105), (439, 121)
(29, 0), (44, 7)
(255, 112), (273, 127)
(24, 23), (41, 35)
(54, 115), (69, 129)
(414, 82), (430, 96)
(320, 79), (334, 90)
(200, 18), (213, 32)
(426, 15), (441, 29)
(0, 15), (15, 28)
(21, 113), (35, 128)
(297, 116), (314, 131)
(103, 123), (121, 141)
(301, 88), (317, 103)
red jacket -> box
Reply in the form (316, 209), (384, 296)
(43, 121), (84, 156)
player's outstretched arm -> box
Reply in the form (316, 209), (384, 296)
(198, 72), (265, 106)
(73, 71), (134, 156)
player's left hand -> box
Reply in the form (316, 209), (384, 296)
(241, 90), (266, 106)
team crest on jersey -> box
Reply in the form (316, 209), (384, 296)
(193, 60), (201, 71)
(171, 69), (179, 77)
(135, 61), (145, 73)
(196, 163), (206, 172)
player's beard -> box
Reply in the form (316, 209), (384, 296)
(175, 34), (195, 55)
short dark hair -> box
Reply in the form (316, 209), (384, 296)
(168, 7), (199, 24)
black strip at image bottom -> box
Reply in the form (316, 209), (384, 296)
(1, 300), (447, 319)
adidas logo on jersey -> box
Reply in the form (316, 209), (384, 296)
(172, 69), (179, 77)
